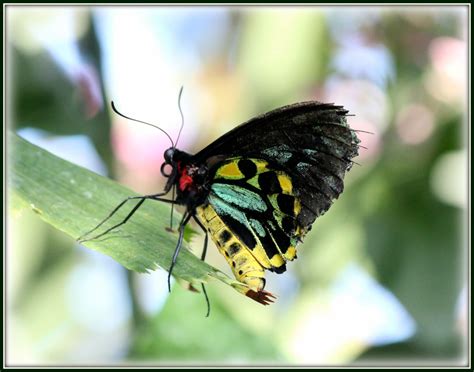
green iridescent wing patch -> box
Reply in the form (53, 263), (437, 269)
(207, 158), (303, 273)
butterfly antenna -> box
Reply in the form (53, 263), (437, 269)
(111, 101), (175, 148)
(174, 86), (185, 148)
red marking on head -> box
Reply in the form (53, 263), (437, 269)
(179, 166), (193, 192)
(179, 173), (193, 191)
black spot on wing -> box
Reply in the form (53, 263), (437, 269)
(258, 172), (282, 194)
(219, 214), (257, 250)
(255, 226), (284, 265)
(270, 263), (287, 274)
(266, 222), (292, 255)
(281, 216), (295, 236)
(277, 194), (296, 216)
(238, 159), (257, 178)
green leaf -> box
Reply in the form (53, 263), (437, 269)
(8, 131), (244, 292)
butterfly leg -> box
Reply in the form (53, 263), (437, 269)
(77, 192), (175, 243)
(168, 186), (176, 231)
(193, 215), (211, 317)
(167, 212), (192, 292)
(193, 216), (208, 261)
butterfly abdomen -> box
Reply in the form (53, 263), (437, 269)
(196, 203), (270, 300)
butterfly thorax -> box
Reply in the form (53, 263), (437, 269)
(163, 148), (210, 207)
(176, 161), (210, 204)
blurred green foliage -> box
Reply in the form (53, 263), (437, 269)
(10, 20), (114, 170)
(7, 7), (467, 366)
(128, 285), (282, 363)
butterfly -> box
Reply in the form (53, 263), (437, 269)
(78, 89), (361, 315)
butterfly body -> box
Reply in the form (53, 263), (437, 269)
(158, 102), (360, 304)
(79, 100), (360, 309)
(172, 152), (211, 208)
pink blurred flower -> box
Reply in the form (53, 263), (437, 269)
(396, 104), (435, 145)
(111, 121), (169, 188)
(74, 63), (104, 119)
(425, 37), (467, 105)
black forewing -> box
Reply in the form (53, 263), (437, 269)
(192, 101), (360, 230)
(192, 102), (357, 161)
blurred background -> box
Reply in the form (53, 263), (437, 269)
(6, 5), (468, 366)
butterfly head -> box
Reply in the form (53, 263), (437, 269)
(161, 146), (194, 182)
(161, 146), (210, 202)
(160, 147), (182, 194)
(163, 147), (175, 165)
(161, 147), (180, 179)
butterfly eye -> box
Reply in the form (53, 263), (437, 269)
(164, 148), (175, 163)
(160, 162), (173, 177)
